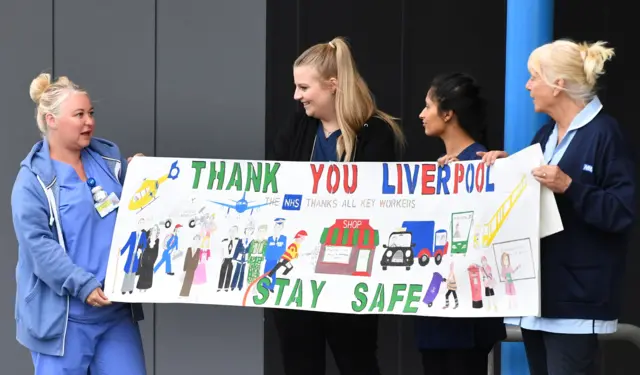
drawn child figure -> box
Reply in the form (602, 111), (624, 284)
(442, 261), (459, 309)
(154, 224), (182, 275)
(231, 219), (255, 291)
(500, 252), (521, 309)
(480, 255), (497, 311)
(247, 224), (268, 289)
(267, 230), (308, 279)
(263, 218), (287, 292)
(193, 214), (216, 286)
(218, 225), (242, 292)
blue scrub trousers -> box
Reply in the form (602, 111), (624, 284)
(31, 316), (146, 375)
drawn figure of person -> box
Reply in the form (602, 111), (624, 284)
(442, 262), (458, 309)
(218, 225), (242, 292)
(267, 230), (307, 279)
(154, 224), (182, 275)
(231, 219), (255, 291)
(200, 213), (216, 250)
(120, 218), (148, 294)
(137, 224), (160, 292)
(247, 224), (268, 286)
(180, 234), (202, 297)
(454, 222), (461, 239)
(480, 255), (497, 311)
(193, 213), (215, 286)
(501, 252), (521, 309)
(263, 218), (287, 292)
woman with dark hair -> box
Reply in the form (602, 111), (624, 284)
(415, 72), (506, 375)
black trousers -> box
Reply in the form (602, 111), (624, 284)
(420, 346), (492, 375)
(270, 309), (381, 375)
(522, 328), (600, 375)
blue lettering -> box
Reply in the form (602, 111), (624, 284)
(382, 164), (395, 194)
(437, 165), (451, 195)
(465, 164), (474, 193)
(403, 164), (419, 194)
(486, 165), (495, 192)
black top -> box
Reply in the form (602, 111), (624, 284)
(267, 108), (400, 162)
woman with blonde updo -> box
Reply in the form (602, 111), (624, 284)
(267, 36), (405, 375)
(11, 73), (146, 374)
(481, 40), (635, 374)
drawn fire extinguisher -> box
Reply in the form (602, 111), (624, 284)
(467, 264), (483, 309)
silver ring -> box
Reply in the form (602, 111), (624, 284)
(93, 303), (99, 307)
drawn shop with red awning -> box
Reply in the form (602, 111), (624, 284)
(314, 219), (380, 277)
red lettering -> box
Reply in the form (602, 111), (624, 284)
(396, 164), (403, 194)
(475, 163), (485, 192)
(327, 165), (340, 193)
(454, 164), (464, 194)
(343, 165), (358, 194)
(310, 164), (324, 194)
(421, 164), (436, 195)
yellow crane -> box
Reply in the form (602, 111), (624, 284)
(473, 175), (527, 248)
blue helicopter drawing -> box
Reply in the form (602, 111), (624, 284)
(208, 191), (270, 215)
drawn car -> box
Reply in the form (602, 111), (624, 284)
(380, 229), (415, 270)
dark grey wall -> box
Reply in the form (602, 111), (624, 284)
(0, 1), (265, 374)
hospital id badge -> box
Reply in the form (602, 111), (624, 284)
(95, 192), (120, 218)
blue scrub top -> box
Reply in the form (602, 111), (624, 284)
(312, 123), (341, 162)
(53, 148), (128, 323)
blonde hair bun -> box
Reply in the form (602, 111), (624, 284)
(29, 73), (52, 104)
(580, 41), (615, 86)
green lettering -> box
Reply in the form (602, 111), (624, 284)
(274, 278), (290, 305)
(207, 161), (225, 190)
(246, 163), (262, 192)
(263, 162), (280, 193)
(226, 162), (243, 191)
(403, 284), (422, 313)
(310, 280), (326, 308)
(387, 284), (407, 312)
(286, 279), (303, 307)
(252, 278), (270, 305)
(369, 283), (385, 312)
(191, 161), (206, 189)
(351, 282), (368, 312)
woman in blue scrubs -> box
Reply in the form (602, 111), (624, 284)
(11, 73), (146, 374)
(416, 72), (506, 375)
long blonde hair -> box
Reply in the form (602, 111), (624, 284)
(294, 37), (405, 161)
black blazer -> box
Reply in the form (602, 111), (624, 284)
(268, 108), (401, 162)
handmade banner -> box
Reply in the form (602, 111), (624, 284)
(104, 144), (557, 318)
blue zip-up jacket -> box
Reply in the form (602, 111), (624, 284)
(531, 111), (635, 320)
(11, 137), (145, 357)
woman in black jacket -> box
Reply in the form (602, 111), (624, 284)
(267, 36), (405, 375)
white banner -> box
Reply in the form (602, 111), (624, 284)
(104, 144), (561, 317)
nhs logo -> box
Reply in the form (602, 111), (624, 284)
(583, 164), (593, 173)
(282, 194), (303, 211)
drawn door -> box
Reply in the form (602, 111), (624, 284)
(354, 249), (371, 274)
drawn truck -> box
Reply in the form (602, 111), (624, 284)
(404, 221), (449, 266)
(380, 221), (448, 270)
